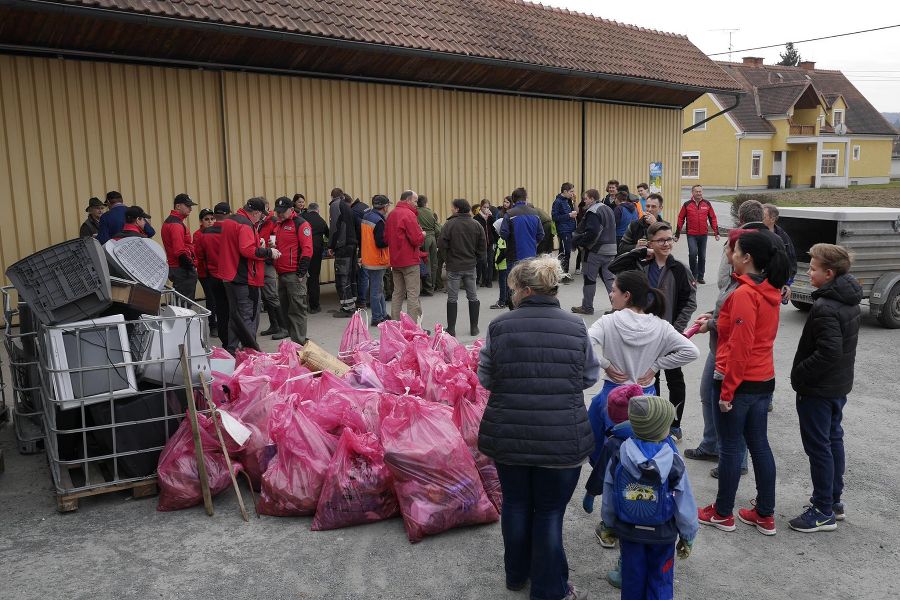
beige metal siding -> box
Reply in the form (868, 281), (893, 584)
(585, 103), (683, 224)
(0, 55), (225, 278)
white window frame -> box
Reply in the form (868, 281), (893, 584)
(821, 150), (839, 176)
(750, 151), (763, 179)
(853, 145), (861, 161)
(692, 109), (707, 131)
(833, 109), (844, 128)
(681, 152), (700, 179)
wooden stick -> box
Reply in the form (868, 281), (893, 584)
(201, 374), (249, 522)
(180, 344), (214, 517)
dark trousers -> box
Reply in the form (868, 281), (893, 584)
(357, 263), (369, 305)
(278, 272), (308, 344)
(655, 367), (686, 429)
(334, 252), (356, 311)
(558, 232), (573, 273)
(497, 268), (509, 305)
(207, 277), (229, 349)
(797, 394), (846, 514)
(223, 282), (260, 354)
(198, 276), (217, 326)
(687, 234), (709, 280)
(168, 266), (198, 300)
(620, 540), (676, 600)
(715, 388), (776, 517)
(495, 463), (581, 600)
(308, 248), (323, 311)
(261, 263), (280, 314)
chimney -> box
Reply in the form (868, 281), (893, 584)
(798, 61), (816, 71)
(742, 57), (764, 67)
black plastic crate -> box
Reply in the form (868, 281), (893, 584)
(6, 238), (112, 325)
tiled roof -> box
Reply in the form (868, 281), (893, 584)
(712, 61), (895, 135)
(44, 0), (741, 92)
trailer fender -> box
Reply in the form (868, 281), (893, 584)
(870, 272), (900, 308)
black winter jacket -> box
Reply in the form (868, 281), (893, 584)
(609, 249), (697, 331)
(477, 295), (599, 466)
(791, 274), (862, 397)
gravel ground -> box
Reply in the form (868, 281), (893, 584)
(2, 240), (899, 600)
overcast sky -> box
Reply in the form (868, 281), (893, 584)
(540, 0), (900, 113)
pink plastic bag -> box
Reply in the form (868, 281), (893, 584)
(209, 371), (233, 407)
(310, 429), (399, 531)
(380, 395), (499, 542)
(157, 413), (243, 511)
(377, 319), (409, 363)
(275, 339), (305, 369)
(234, 347), (264, 367)
(309, 391), (369, 436)
(227, 375), (278, 488)
(340, 311), (372, 354)
(432, 330), (470, 366)
(467, 339), (485, 372)
(453, 398), (502, 512)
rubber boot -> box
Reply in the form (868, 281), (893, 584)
(469, 300), (480, 336)
(446, 302), (457, 337)
(261, 303), (282, 336)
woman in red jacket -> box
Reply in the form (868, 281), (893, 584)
(697, 228), (789, 537)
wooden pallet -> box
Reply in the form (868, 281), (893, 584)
(55, 462), (157, 513)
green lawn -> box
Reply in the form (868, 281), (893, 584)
(716, 180), (900, 208)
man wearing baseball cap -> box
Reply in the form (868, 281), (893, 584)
(272, 196), (314, 344)
(218, 197), (280, 354)
(162, 193), (198, 300)
(111, 206), (152, 240)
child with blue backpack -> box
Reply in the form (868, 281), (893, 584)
(601, 395), (699, 600)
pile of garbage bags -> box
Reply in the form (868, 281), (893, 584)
(156, 313), (501, 543)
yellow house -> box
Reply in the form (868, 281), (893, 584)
(681, 58), (895, 191)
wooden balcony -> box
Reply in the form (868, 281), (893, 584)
(789, 124), (816, 135)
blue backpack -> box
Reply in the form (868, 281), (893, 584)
(611, 437), (681, 544)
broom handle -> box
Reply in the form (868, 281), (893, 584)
(180, 344), (214, 517)
(202, 374), (250, 522)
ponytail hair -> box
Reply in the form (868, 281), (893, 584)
(614, 270), (667, 318)
(734, 229), (790, 289)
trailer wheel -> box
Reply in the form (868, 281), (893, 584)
(791, 299), (812, 312)
(876, 283), (900, 329)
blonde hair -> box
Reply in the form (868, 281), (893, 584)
(809, 243), (853, 276)
(507, 254), (563, 296)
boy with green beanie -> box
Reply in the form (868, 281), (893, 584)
(601, 395), (699, 599)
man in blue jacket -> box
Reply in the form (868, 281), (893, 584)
(97, 190), (155, 244)
(552, 182), (577, 283)
(499, 187), (543, 271)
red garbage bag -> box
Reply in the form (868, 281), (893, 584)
(380, 395), (499, 542)
(340, 310), (371, 354)
(309, 390), (370, 436)
(310, 429), (400, 530)
(157, 413), (243, 511)
(257, 397), (339, 516)
(453, 397), (502, 512)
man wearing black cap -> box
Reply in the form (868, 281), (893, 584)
(304, 202), (329, 314)
(111, 206), (152, 240)
(218, 197), (281, 354)
(273, 196), (314, 344)
(196, 202), (232, 348)
(162, 193), (198, 300)
(80, 197), (104, 238)
(98, 190), (155, 244)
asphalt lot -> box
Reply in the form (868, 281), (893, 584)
(2, 227), (899, 600)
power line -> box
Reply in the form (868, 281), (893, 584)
(707, 24), (900, 57)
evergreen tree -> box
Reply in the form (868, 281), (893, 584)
(778, 43), (802, 66)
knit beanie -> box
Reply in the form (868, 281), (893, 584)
(607, 384), (644, 425)
(628, 395), (675, 442)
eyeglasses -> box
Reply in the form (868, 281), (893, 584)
(650, 238), (675, 245)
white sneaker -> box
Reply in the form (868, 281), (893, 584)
(574, 268), (582, 275)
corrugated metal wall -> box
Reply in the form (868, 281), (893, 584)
(0, 55), (225, 278)
(1, 55), (684, 279)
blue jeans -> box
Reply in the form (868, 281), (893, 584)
(620, 540), (675, 600)
(495, 463), (581, 600)
(357, 265), (370, 305)
(698, 353), (748, 468)
(365, 268), (387, 322)
(686, 234), (709, 280)
(714, 389), (776, 517)
(796, 394), (846, 514)
(497, 268), (509, 305)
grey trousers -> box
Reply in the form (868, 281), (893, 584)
(447, 269), (478, 304)
(262, 263), (280, 312)
(278, 272), (308, 344)
(168, 266), (198, 301)
(224, 282), (260, 354)
(581, 251), (615, 310)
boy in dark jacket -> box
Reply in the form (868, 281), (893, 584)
(552, 183), (577, 280)
(789, 243), (861, 532)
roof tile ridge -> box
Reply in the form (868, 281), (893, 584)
(503, 0), (688, 39)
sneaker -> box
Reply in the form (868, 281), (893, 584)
(420, 290), (434, 297)
(669, 427), (683, 442)
(332, 309), (354, 318)
(562, 583), (589, 599)
(710, 466), (748, 478)
(697, 278), (706, 284)
(697, 503), (736, 531)
(594, 521), (616, 548)
(571, 306), (594, 315)
(833, 502), (846, 521)
(790, 506), (837, 532)
(606, 562), (622, 589)
(309, 307), (321, 314)
(684, 448), (719, 462)
(490, 303), (505, 310)
(260, 325), (279, 336)
(575, 268), (582, 275)
(738, 507), (777, 536)
(505, 579), (528, 592)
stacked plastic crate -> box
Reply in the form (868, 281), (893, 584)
(1, 292), (45, 454)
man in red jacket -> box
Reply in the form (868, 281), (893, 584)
(196, 202), (231, 348)
(257, 200), (287, 339)
(386, 189), (426, 321)
(218, 197), (281, 354)
(272, 196), (314, 344)
(675, 184), (720, 284)
(161, 193), (198, 299)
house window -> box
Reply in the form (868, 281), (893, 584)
(751, 151), (763, 179)
(853, 145), (861, 160)
(682, 152), (700, 178)
(833, 109), (844, 128)
(692, 109), (707, 131)
(821, 151), (839, 176)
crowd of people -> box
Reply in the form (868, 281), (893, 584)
(77, 181), (860, 600)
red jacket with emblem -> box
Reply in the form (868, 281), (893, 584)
(273, 211), (314, 275)
(195, 223), (225, 279)
(385, 201), (426, 268)
(161, 210), (195, 268)
(217, 209), (272, 286)
(193, 228), (208, 277)
(675, 198), (719, 237)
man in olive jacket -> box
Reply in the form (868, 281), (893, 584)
(417, 195), (441, 296)
(438, 198), (485, 337)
